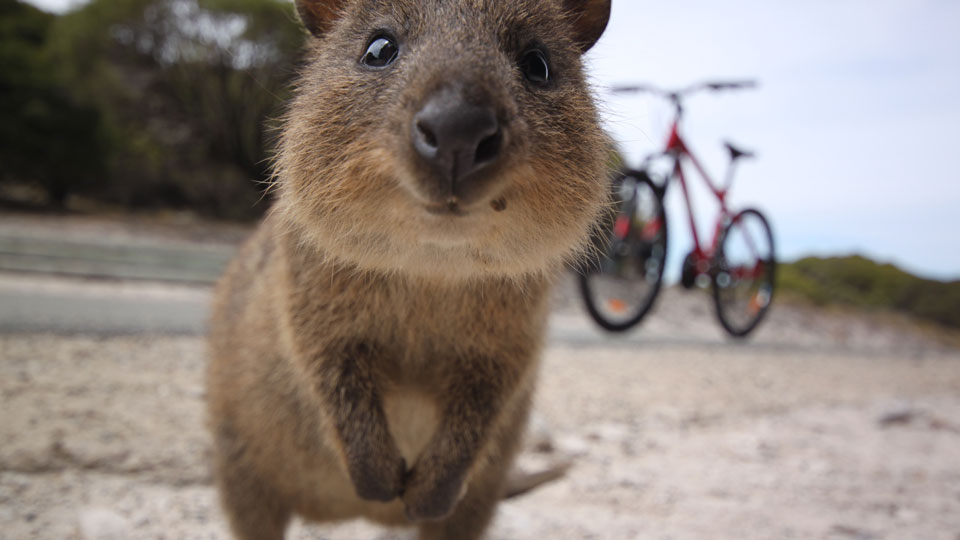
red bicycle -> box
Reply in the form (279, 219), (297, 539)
(579, 81), (775, 337)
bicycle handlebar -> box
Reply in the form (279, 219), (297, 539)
(610, 80), (757, 118)
(611, 80), (757, 99)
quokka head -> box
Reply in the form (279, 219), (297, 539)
(276, 0), (613, 281)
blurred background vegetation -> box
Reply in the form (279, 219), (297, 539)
(0, 0), (304, 219)
(778, 256), (960, 331)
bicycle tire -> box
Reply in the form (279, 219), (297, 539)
(579, 170), (668, 332)
(711, 208), (776, 338)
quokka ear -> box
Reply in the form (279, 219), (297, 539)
(295, 0), (349, 37)
(563, 0), (612, 53)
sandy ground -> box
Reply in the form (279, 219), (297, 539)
(3, 304), (960, 540)
(1, 212), (959, 539)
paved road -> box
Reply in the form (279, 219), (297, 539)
(0, 233), (233, 284)
(0, 229), (950, 356)
(0, 232), (225, 335)
(3, 270), (940, 359)
(0, 231), (670, 342)
(0, 272), (628, 345)
(0, 269), (744, 353)
(0, 274), (210, 335)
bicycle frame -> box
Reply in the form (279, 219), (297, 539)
(660, 119), (734, 269)
(614, 81), (762, 277)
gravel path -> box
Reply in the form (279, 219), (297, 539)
(2, 321), (959, 539)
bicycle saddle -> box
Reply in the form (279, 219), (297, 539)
(724, 141), (755, 161)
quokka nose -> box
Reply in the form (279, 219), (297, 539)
(411, 87), (503, 192)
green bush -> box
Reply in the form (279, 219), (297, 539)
(779, 255), (960, 329)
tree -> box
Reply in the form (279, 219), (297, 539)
(46, 0), (305, 219)
(0, 0), (107, 208)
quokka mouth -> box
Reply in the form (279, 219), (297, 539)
(424, 198), (468, 216)
(423, 195), (508, 217)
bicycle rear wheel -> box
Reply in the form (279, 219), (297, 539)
(712, 208), (775, 337)
(579, 171), (667, 332)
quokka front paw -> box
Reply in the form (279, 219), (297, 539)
(401, 464), (467, 522)
(347, 449), (407, 503)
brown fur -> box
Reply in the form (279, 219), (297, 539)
(207, 1), (611, 538)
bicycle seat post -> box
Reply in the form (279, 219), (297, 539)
(722, 156), (739, 194)
(722, 141), (754, 192)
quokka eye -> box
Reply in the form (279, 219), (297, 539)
(519, 49), (550, 85)
(361, 36), (399, 68)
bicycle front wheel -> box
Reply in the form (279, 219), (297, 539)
(579, 171), (667, 332)
(712, 208), (776, 338)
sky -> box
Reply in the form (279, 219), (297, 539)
(584, 0), (960, 280)
(24, 0), (960, 280)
